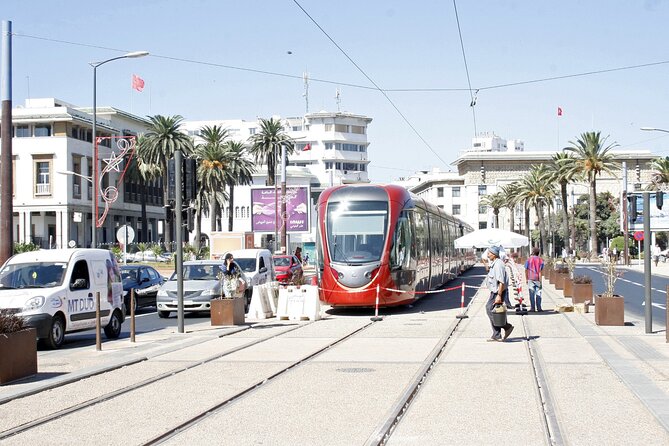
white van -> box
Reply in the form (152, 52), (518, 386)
(225, 249), (274, 304)
(0, 249), (125, 349)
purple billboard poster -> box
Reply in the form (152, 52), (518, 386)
(251, 186), (309, 233)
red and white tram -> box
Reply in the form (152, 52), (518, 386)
(316, 184), (475, 307)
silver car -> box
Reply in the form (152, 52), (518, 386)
(156, 260), (246, 318)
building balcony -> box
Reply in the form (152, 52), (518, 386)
(35, 183), (51, 195)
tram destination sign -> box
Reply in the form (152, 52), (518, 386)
(251, 186), (309, 233)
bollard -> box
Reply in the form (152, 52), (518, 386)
(371, 284), (383, 321)
(95, 291), (101, 351)
(456, 282), (469, 319)
(130, 288), (136, 343)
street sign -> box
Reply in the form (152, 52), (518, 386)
(633, 231), (644, 241)
(116, 225), (135, 245)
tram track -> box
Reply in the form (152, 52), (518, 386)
(0, 320), (311, 441)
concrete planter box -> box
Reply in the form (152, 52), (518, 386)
(595, 295), (624, 326)
(555, 271), (569, 290)
(572, 282), (593, 304)
(563, 277), (573, 298)
(211, 297), (245, 326)
(548, 269), (556, 285)
(0, 328), (37, 384)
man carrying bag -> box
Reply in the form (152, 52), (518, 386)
(485, 245), (514, 342)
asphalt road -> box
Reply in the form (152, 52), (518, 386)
(576, 265), (667, 327)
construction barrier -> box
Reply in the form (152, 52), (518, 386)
(246, 283), (273, 319)
(277, 285), (321, 321)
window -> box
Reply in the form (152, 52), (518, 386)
(241, 207), (245, 218)
(452, 187), (461, 197)
(334, 124), (348, 133)
(452, 204), (461, 215)
(350, 125), (365, 134)
(34, 124), (51, 137)
(479, 222), (487, 229)
(70, 260), (90, 290)
(325, 124), (333, 132)
(326, 200), (388, 263)
(235, 207), (239, 218)
(478, 185), (487, 195)
(359, 145), (367, 153)
(335, 162), (342, 170)
(249, 128), (256, 135)
(291, 126), (302, 131)
(34, 159), (52, 196)
(343, 163), (356, 171)
(87, 158), (93, 199)
(325, 162), (333, 170)
(437, 187), (444, 198)
(16, 125), (30, 137)
(478, 205), (487, 214)
(72, 156), (82, 198)
(359, 164), (366, 172)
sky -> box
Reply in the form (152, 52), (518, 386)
(4, 0), (669, 182)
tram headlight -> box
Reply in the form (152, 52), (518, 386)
(330, 266), (343, 280)
(365, 267), (380, 280)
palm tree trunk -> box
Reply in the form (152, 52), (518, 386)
(195, 206), (202, 253)
(267, 155), (275, 186)
(589, 179), (597, 259)
(560, 183), (570, 252)
(536, 204), (548, 255)
(228, 182), (235, 232)
(524, 201), (531, 240)
(140, 182), (148, 242)
(493, 210), (499, 229)
(210, 197), (217, 233)
(508, 206), (515, 233)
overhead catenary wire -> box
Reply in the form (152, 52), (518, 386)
(291, 0), (449, 169)
(452, 0), (477, 136)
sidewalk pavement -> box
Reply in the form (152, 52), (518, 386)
(390, 272), (669, 445)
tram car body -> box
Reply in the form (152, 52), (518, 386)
(317, 184), (475, 307)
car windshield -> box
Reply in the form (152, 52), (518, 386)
(273, 257), (290, 267)
(235, 258), (256, 273)
(170, 264), (220, 281)
(121, 269), (138, 281)
(0, 262), (67, 289)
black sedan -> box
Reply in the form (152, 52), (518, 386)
(120, 265), (165, 313)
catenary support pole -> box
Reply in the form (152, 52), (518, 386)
(643, 191), (652, 333)
(622, 162), (629, 265)
(175, 150), (184, 333)
(281, 144), (287, 254)
(0, 21), (13, 264)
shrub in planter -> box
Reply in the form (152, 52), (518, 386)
(595, 260), (625, 326)
(0, 311), (38, 384)
(572, 275), (593, 304)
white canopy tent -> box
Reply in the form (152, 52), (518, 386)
(454, 228), (529, 249)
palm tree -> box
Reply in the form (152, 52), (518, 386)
(139, 115), (194, 248)
(549, 152), (580, 252)
(564, 131), (618, 257)
(248, 117), (295, 186)
(223, 140), (256, 232)
(649, 156), (669, 190)
(518, 164), (555, 254)
(480, 192), (505, 228)
(196, 125), (230, 233)
(500, 182), (521, 233)
(125, 136), (161, 243)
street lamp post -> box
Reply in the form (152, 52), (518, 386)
(90, 51), (148, 248)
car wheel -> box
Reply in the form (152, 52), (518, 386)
(158, 310), (171, 318)
(42, 314), (65, 349)
(104, 310), (123, 339)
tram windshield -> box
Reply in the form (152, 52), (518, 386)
(326, 200), (388, 263)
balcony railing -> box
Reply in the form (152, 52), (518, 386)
(35, 183), (51, 195)
(73, 183), (81, 196)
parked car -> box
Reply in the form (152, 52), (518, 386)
(273, 255), (304, 285)
(131, 250), (168, 263)
(120, 265), (165, 313)
(156, 260), (247, 318)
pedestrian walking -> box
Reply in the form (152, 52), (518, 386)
(524, 246), (544, 312)
(485, 245), (514, 342)
(652, 243), (661, 267)
(295, 246), (303, 263)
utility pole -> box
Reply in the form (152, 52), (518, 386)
(643, 191), (652, 333)
(280, 144), (287, 254)
(0, 21), (13, 264)
(175, 150), (184, 334)
(622, 162), (630, 266)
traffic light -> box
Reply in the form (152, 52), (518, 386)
(656, 192), (664, 210)
(183, 158), (197, 202)
(629, 194), (638, 221)
(181, 207), (194, 232)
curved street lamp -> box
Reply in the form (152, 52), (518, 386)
(90, 51), (149, 248)
(641, 127), (669, 133)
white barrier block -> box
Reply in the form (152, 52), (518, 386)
(277, 286), (304, 320)
(266, 282), (279, 314)
(246, 284), (273, 319)
(300, 285), (321, 321)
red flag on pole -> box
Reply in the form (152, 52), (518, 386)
(557, 107), (563, 117)
(132, 74), (145, 92)
(302, 143), (311, 151)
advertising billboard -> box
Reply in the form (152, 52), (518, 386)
(251, 186), (310, 233)
(628, 192), (669, 231)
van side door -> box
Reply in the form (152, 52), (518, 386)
(66, 259), (99, 330)
(258, 255), (268, 285)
